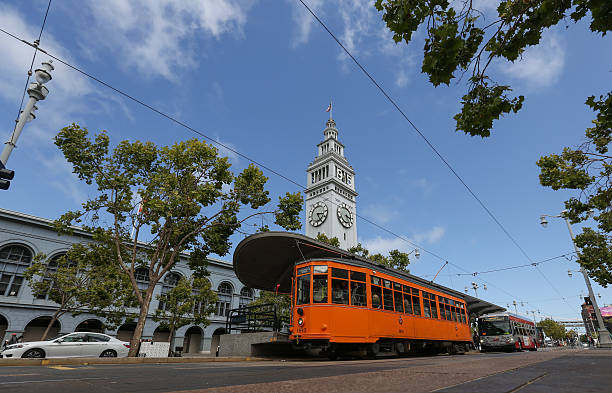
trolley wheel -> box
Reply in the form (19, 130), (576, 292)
(327, 351), (339, 361)
(448, 344), (458, 355)
(367, 343), (380, 359)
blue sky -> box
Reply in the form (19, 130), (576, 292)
(1, 0), (611, 326)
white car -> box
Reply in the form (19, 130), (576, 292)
(0, 332), (130, 359)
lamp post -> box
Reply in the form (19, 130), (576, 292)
(540, 210), (612, 347)
(0, 60), (53, 166)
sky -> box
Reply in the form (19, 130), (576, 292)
(0, 0), (611, 326)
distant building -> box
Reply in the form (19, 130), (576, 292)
(0, 208), (256, 354)
(305, 115), (358, 249)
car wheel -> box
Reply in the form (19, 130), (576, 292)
(22, 348), (45, 358)
(100, 349), (117, 358)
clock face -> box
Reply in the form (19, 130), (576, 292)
(337, 203), (354, 228)
(309, 202), (328, 227)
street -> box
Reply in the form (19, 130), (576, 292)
(0, 348), (609, 392)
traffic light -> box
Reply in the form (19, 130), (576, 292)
(0, 161), (14, 190)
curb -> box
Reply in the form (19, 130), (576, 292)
(0, 356), (269, 367)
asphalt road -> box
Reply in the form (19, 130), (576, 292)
(0, 348), (608, 392)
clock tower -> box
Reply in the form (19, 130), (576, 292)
(305, 113), (357, 250)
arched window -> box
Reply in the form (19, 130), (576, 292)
(134, 267), (150, 291)
(36, 253), (75, 300)
(158, 272), (182, 311)
(0, 244), (33, 297)
(239, 287), (254, 308)
(215, 282), (234, 317)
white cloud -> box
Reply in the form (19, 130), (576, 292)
(362, 203), (398, 225)
(413, 226), (445, 244)
(289, 0), (324, 48)
(289, 0), (415, 87)
(84, 0), (253, 81)
(501, 33), (565, 89)
(361, 226), (445, 255)
(37, 152), (88, 204)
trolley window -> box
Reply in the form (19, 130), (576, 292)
(313, 265), (328, 273)
(296, 274), (310, 305)
(312, 270), (328, 304)
(350, 271), (366, 282)
(412, 290), (421, 316)
(383, 287), (394, 311)
(332, 268), (349, 279)
(403, 292), (413, 314)
(371, 283), (382, 309)
(332, 278), (349, 304)
(422, 292), (432, 318)
(297, 266), (310, 275)
(394, 288), (403, 313)
(351, 281), (367, 306)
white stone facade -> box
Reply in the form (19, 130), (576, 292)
(0, 208), (257, 354)
(305, 117), (358, 250)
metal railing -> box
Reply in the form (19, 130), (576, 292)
(225, 303), (288, 334)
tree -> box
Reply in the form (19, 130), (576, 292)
(538, 318), (567, 341)
(24, 245), (135, 340)
(153, 276), (217, 356)
(53, 124), (302, 356)
(537, 93), (611, 286)
(248, 289), (292, 327)
(375, 0), (610, 138)
(375, 1), (611, 283)
(348, 243), (411, 272)
(316, 233), (341, 248)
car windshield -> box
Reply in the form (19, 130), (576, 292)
(479, 317), (511, 336)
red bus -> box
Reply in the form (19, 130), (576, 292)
(478, 312), (537, 352)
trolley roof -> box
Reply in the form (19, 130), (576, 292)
(233, 231), (505, 317)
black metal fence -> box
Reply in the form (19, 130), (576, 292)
(225, 303), (288, 334)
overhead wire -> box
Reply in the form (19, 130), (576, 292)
(0, 25), (564, 313)
(296, 0), (579, 314)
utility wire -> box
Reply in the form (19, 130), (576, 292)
(13, 0), (52, 127)
(297, 0), (534, 264)
(0, 26), (542, 310)
(297, 0), (580, 314)
(455, 252), (576, 276)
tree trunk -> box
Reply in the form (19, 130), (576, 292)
(128, 290), (153, 357)
(167, 326), (175, 357)
(40, 310), (62, 341)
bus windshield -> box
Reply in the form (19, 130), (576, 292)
(479, 317), (511, 336)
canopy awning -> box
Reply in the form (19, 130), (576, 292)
(233, 231), (504, 317)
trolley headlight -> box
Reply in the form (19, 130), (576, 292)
(298, 318), (304, 326)
(480, 339), (484, 343)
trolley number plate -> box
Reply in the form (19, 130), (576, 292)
(297, 327), (307, 333)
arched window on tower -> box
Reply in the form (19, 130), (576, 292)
(215, 282), (234, 317)
(0, 244), (32, 297)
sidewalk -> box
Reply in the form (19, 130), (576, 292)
(0, 355), (269, 367)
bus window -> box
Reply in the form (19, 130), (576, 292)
(383, 288), (394, 311)
(371, 285), (382, 309)
(312, 274), (328, 303)
(296, 274), (310, 305)
(332, 278), (349, 304)
(394, 289), (403, 313)
(412, 291), (421, 316)
(403, 292), (413, 314)
(351, 281), (367, 306)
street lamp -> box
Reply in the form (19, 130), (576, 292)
(512, 300), (518, 314)
(471, 282), (479, 297)
(0, 60), (53, 166)
(540, 210), (612, 347)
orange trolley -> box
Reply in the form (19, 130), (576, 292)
(233, 232), (505, 359)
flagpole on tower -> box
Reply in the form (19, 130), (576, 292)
(330, 99), (333, 120)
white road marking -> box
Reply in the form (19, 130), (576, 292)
(0, 377), (108, 385)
